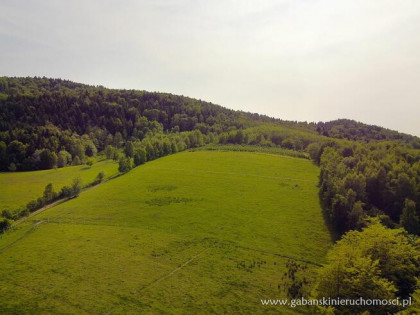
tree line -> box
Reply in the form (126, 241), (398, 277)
(317, 141), (420, 235)
(0, 177), (84, 232)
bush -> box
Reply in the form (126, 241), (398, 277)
(43, 183), (57, 202)
(0, 218), (12, 232)
(72, 156), (82, 166)
(134, 148), (147, 166)
(118, 156), (133, 173)
(57, 150), (72, 168)
(18, 208), (29, 217)
(86, 158), (94, 167)
(60, 185), (73, 198)
(95, 171), (105, 183)
(105, 145), (116, 159)
(1, 209), (15, 220)
(26, 200), (38, 212)
(71, 177), (82, 196)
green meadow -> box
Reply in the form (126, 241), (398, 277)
(0, 151), (331, 313)
(0, 159), (119, 210)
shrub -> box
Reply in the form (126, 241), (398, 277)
(60, 185), (72, 198)
(0, 218), (12, 232)
(95, 171), (105, 183)
(86, 158), (94, 167)
(118, 156), (133, 173)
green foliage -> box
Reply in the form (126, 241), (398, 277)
(124, 141), (135, 158)
(105, 145), (118, 160)
(43, 183), (57, 202)
(39, 149), (58, 169)
(315, 222), (420, 313)
(118, 156), (133, 173)
(71, 177), (82, 197)
(319, 142), (420, 235)
(86, 158), (94, 167)
(400, 289), (420, 314)
(71, 143), (86, 163)
(57, 150), (72, 168)
(84, 140), (97, 157)
(7, 140), (27, 166)
(59, 185), (73, 198)
(95, 171), (105, 183)
(0, 217), (12, 232)
(306, 142), (322, 163)
(72, 156), (81, 166)
(281, 138), (295, 150)
(133, 147), (147, 166)
(347, 201), (366, 230)
(1, 174), (91, 230)
(400, 199), (419, 235)
(0, 159), (118, 210)
(0, 76), (325, 172)
(317, 119), (416, 143)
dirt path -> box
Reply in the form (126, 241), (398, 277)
(11, 174), (121, 228)
(12, 199), (69, 226)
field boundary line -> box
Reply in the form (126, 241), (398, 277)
(12, 199), (69, 226)
(138, 246), (210, 293)
(0, 220), (46, 253)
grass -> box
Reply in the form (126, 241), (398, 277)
(194, 144), (309, 159)
(0, 151), (331, 313)
(0, 159), (119, 210)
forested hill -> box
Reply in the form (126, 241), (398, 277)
(1, 76), (420, 238)
(1, 77), (417, 143)
(316, 119), (418, 143)
(1, 76), (419, 171)
(0, 76), (317, 135)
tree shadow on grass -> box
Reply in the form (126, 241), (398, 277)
(319, 196), (340, 243)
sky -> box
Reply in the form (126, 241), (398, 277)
(1, 0), (419, 136)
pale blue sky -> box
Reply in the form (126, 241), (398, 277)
(1, 0), (419, 136)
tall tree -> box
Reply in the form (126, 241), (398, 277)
(400, 199), (419, 235)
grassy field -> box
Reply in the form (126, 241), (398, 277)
(0, 159), (119, 210)
(0, 151), (331, 313)
(194, 144), (310, 159)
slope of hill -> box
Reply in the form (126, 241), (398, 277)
(0, 76), (419, 237)
(2, 76), (418, 173)
(316, 119), (419, 143)
(0, 151), (331, 314)
(0, 159), (118, 210)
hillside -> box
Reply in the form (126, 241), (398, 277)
(0, 151), (331, 313)
(0, 159), (118, 210)
(1, 76), (418, 173)
(1, 77), (420, 313)
(316, 119), (419, 143)
(1, 76), (419, 238)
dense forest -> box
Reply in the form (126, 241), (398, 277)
(1, 76), (420, 238)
